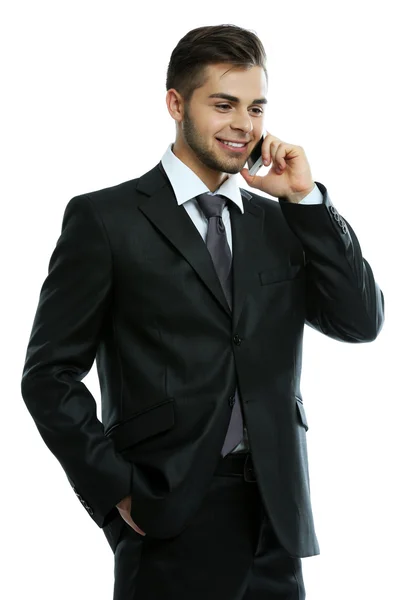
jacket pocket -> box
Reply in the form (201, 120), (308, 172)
(295, 396), (309, 431)
(259, 263), (304, 286)
(106, 398), (175, 452)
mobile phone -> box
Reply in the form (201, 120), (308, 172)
(247, 135), (265, 175)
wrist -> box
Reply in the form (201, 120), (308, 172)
(116, 495), (131, 511)
(285, 184), (315, 204)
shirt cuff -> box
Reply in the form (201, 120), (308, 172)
(298, 183), (324, 204)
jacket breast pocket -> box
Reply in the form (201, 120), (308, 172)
(106, 398), (175, 452)
(259, 263), (304, 286)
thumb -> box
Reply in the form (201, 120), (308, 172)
(240, 167), (263, 191)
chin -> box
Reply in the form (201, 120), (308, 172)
(222, 164), (243, 175)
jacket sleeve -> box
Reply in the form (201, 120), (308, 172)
(279, 181), (385, 342)
(21, 194), (132, 528)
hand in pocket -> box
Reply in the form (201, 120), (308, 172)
(116, 494), (146, 536)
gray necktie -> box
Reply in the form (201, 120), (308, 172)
(196, 192), (244, 457)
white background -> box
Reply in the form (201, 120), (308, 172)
(2, 1), (398, 598)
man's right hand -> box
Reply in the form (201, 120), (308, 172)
(116, 495), (147, 536)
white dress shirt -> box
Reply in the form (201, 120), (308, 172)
(160, 142), (323, 452)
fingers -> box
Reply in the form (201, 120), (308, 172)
(130, 519), (146, 536)
(133, 525), (146, 536)
(263, 134), (286, 172)
(119, 510), (147, 536)
(270, 141), (286, 171)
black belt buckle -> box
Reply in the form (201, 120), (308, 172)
(244, 454), (257, 483)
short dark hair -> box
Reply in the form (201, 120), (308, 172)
(166, 24), (268, 105)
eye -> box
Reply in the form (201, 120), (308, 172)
(216, 104), (263, 115)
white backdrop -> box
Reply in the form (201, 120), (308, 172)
(2, 1), (397, 599)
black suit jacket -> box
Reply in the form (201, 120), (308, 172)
(21, 161), (384, 558)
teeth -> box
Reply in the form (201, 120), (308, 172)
(220, 140), (246, 148)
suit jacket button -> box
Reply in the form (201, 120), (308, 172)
(229, 395), (236, 407)
(233, 334), (242, 345)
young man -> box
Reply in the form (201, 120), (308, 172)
(21, 24), (384, 600)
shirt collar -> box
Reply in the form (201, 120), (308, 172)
(160, 143), (244, 213)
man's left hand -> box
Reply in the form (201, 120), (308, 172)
(240, 132), (315, 203)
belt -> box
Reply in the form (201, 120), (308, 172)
(214, 452), (257, 482)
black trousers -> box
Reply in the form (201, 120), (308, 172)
(103, 453), (305, 599)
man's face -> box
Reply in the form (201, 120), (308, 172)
(175, 63), (267, 176)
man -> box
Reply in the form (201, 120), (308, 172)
(21, 24), (384, 600)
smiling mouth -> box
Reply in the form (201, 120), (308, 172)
(216, 138), (249, 153)
(217, 138), (249, 146)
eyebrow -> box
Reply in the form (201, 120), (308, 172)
(208, 93), (268, 105)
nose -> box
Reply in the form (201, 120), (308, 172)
(230, 111), (254, 135)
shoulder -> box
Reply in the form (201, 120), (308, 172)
(81, 178), (139, 204)
(65, 178), (141, 224)
(240, 188), (281, 215)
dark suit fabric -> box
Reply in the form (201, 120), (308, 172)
(21, 161), (384, 583)
(103, 459), (306, 600)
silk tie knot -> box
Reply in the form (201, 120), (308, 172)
(196, 193), (228, 220)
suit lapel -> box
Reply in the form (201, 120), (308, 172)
(136, 162), (265, 331)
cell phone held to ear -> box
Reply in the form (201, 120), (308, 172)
(247, 135), (265, 175)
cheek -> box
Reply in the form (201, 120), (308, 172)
(212, 124), (226, 138)
(205, 110), (230, 132)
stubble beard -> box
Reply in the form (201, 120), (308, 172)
(181, 110), (247, 175)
